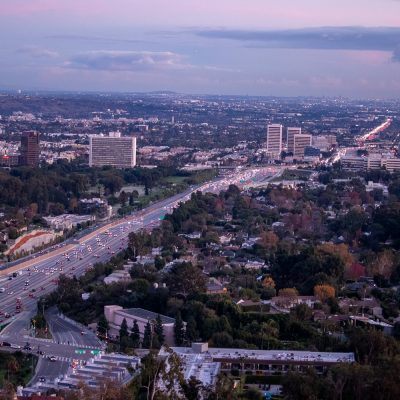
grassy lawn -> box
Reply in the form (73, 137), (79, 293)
(162, 176), (188, 185)
(0, 351), (37, 388)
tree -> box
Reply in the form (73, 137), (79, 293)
(0, 381), (16, 400)
(292, 303), (313, 321)
(314, 284), (335, 302)
(6, 356), (19, 383)
(119, 318), (129, 352)
(97, 314), (109, 337)
(185, 316), (198, 344)
(181, 376), (205, 400)
(128, 230), (152, 259)
(154, 314), (165, 348)
(277, 288), (299, 307)
(262, 276), (276, 289)
(119, 318), (129, 339)
(165, 262), (206, 298)
(174, 311), (185, 346)
(138, 349), (184, 400)
(142, 321), (153, 349)
(370, 250), (396, 280)
(138, 351), (166, 400)
(119, 190), (128, 206)
(258, 230), (279, 250)
(131, 320), (141, 348)
(318, 242), (354, 270)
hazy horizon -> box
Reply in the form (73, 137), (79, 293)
(1, 0), (400, 98)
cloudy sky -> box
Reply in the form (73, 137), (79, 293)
(1, 0), (400, 97)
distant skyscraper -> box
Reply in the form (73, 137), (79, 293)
(287, 127), (301, 154)
(89, 133), (137, 168)
(293, 134), (312, 159)
(267, 124), (283, 158)
(19, 131), (40, 167)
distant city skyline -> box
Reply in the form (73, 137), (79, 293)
(1, 0), (400, 98)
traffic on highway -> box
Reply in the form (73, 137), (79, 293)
(0, 166), (279, 347)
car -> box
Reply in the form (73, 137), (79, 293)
(2, 341), (11, 347)
(24, 343), (32, 350)
(10, 344), (21, 349)
(49, 356), (57, 362)
(39, 376), (46, 382)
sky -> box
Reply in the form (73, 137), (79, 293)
(1, 0), (400, 98)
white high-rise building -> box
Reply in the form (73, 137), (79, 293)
(267, 124), (283, 158)
(89, 133), (137, 168)
(287, 127), (301, 153)
(293, 134), (312, 159)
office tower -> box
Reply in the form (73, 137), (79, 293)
(287, 127), (301, 153)
(293, 134), (312, 159)
(89, 133), (137, 168)
(19, 131), (40, 167)
(267, 124), (283, 158)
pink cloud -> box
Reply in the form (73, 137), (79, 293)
(0, 0), (112, 17)
(1, 0), (399, 28)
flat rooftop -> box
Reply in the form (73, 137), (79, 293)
(121, 308), (175, 324)
(171, 346), (355, 364)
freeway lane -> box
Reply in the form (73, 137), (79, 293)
(0, 167), (278, 389)
(45, 307), (102, 348)
(0, 167), (274, 338)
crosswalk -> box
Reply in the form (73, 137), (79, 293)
(55, 356), (72, 362)
(37, 354), (72, 362)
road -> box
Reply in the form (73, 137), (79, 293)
(0, 167), (278, 319)
(0, 166), (278, 387)
(45, 307), (102, 348)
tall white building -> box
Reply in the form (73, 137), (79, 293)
(267, 124), (283, 158)
(287, 127), (302, 153)
(89, 133), (137, 168)
(293, 134), (312, 159)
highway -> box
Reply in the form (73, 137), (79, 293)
(0, 167), (282, 321)
(0, 166), (281, 322)
(0, 166), (280, 389)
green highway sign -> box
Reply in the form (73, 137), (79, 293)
(75, 349), (86, 354)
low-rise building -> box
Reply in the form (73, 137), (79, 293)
(103, 270), (132, 285)
(104, 306), (178, 345)
(166, 343), (354, 379)
(206, 278), (227, 295)
(270, 295), (318, 311)
(43, 214), (94, 231)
